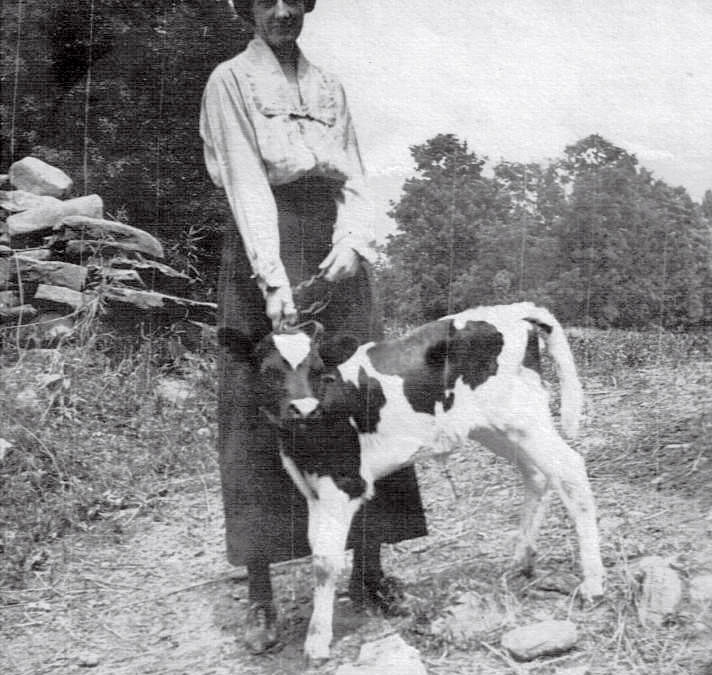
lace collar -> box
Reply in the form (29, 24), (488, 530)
(239, 36), (337, 125)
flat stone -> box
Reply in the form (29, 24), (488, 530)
(33, 284), (95, 311)
(10, 256), (88, 291)
(6, 195), (103, 237)
(55, 216), (163, 259)
(501, 620), (578, 661)
(335, 634), (427, 675)
(0, 189), (62, 213)
(8, 157), (73, 197)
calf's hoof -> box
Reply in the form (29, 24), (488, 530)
(349, 575), (408, 617)
(578, 577), (605, 603)
(244, 601), (278, 655)
(304, 626), (331, 664)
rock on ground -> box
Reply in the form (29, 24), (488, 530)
(335, 634), (427, 675)
(8, 157), (74, 197)
(501, 620), (578, 661)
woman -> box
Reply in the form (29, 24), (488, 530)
(200, 0), (427, 654)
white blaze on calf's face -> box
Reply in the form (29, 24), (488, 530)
(272, 332), (312, 371)
(290, 397), (319, 417)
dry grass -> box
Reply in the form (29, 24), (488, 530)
(0, 333), (218, 588)
(1, 327), (711, 674)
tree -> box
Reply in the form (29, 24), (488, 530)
(2, 0), (246, 293)
(384, 134), (508, 321)
(382, 132), (710, 329)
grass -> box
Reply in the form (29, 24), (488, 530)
(1, 323), (711, 674)
(0, 330), (218, 588)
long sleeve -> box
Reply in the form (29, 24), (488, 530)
(200, 68), (290, 291)
(331, 87), (378, 264)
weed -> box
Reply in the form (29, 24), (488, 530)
(0, 336), (217, 588)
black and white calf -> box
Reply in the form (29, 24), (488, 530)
(256, 302), (604, 661)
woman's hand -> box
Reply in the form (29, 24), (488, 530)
(265, 285), (297, 330)
(318, 242), (360, 282)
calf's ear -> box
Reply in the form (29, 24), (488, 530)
(320, 334), (360, 369)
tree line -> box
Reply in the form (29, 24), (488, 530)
(3, 2), (710, 330)
(380, 134), (712, 330)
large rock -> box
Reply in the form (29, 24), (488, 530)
(6, 195), (103, 237)
(54, 216), (163, 259)
(630, 556), (682, 627)
(8, 157), (73, 197)
(10, 256), (88, 291)
(0, 190), (62, 213)
(501, 620), (578, 661)
(335, 634), (427, 675)
(33, 284), (95, 311)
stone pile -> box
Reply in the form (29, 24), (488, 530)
(0, 157), (216, 347)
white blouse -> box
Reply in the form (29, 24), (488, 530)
(200, 37), (376, 291)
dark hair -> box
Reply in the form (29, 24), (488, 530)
(233, 0), (316, 22)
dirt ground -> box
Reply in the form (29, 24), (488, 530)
(2, 361), (711, 675)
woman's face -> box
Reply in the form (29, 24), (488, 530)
(252, 0), (305, 50)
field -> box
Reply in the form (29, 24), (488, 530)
(1, 329), (711, 674)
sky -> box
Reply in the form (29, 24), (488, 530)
(300, 0), (712, 241)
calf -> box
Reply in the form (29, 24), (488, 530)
(257, 303), (604, 662)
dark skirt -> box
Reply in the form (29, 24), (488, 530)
(216, 176), (427, 566)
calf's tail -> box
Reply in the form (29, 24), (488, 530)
(523, 305), (584, 438)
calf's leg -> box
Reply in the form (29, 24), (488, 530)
(512, 467), (551, 576)
(304, 477), (363, 661)
(516, 429), (604, 599)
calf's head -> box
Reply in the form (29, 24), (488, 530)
(218, 323), (362, 429)
(252, 321), (326, 428)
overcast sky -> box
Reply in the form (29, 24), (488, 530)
(301, 0), (712, 240)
